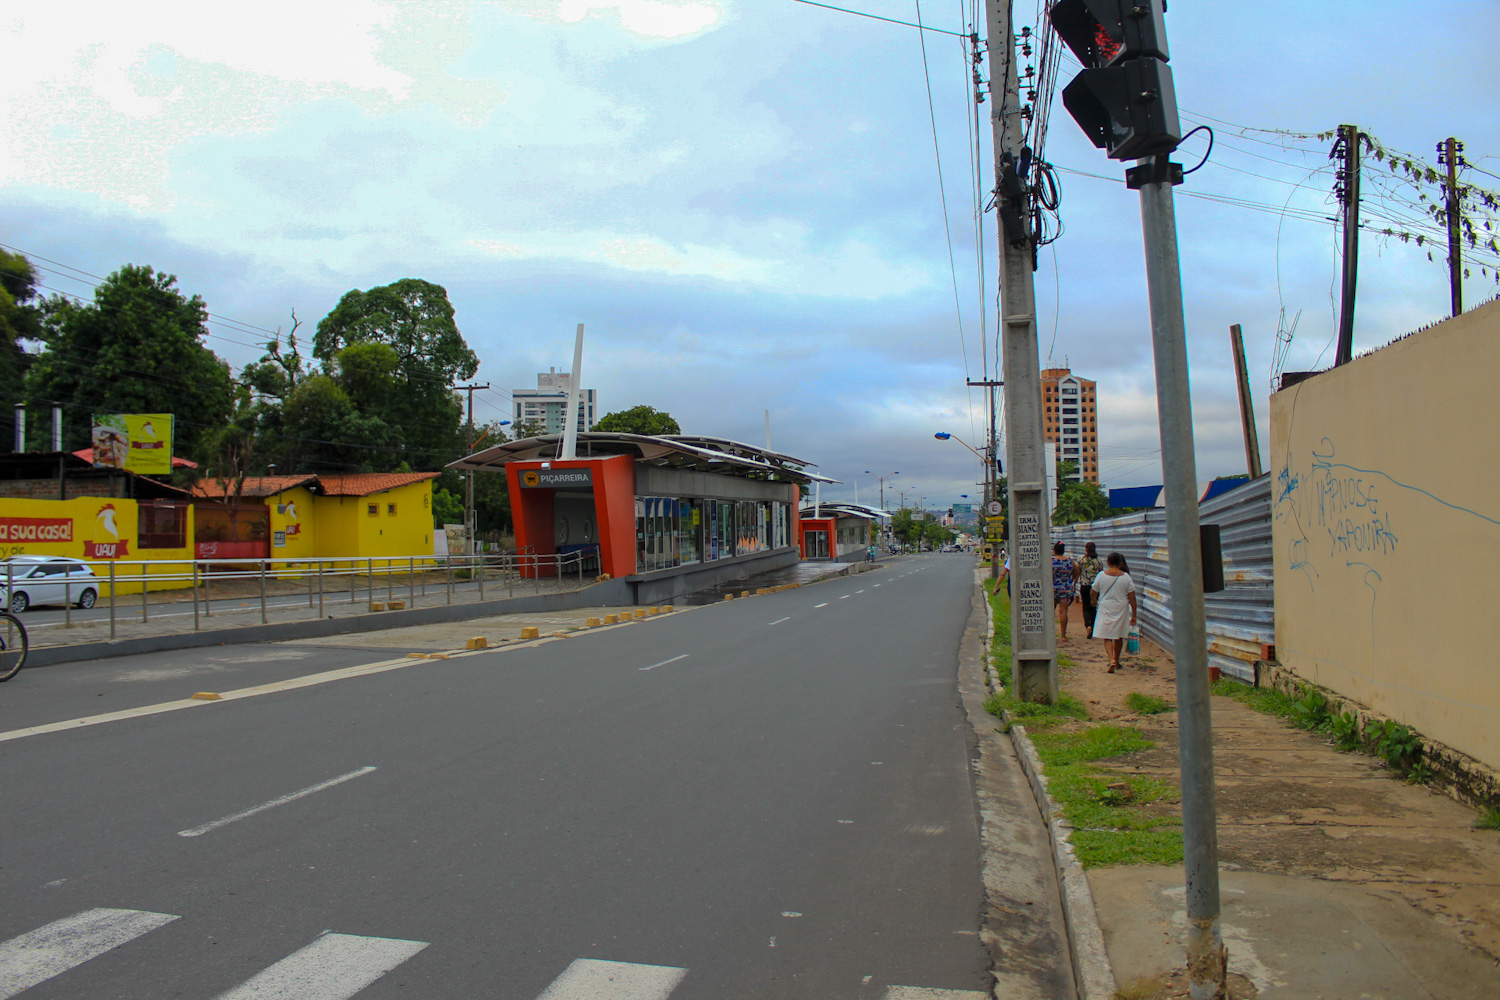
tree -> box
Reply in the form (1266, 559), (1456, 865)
(313, 279), (476, 470)
(1053, 478), (1111, 526)
(594, 404), (681, 436)
(0, 250), (42, 451)
(25, 265), (233, 457)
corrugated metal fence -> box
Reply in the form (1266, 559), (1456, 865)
(1051, 474), (1272, 681)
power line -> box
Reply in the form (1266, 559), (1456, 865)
(790, 0), (968, 36)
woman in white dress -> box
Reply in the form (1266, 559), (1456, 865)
(1091, 551), (1138, 673)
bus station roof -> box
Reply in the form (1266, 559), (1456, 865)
(449, 432), (838, 484)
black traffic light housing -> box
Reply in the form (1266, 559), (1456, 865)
(1049, 0), (1181, 161)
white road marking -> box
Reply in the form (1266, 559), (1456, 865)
(873, 584), (881, 588)
(178, 766), (378, 837)
(0, 908), (179, 999)
(838, 595), (849, 600)
(813, 603), (829, 608)
(767, 617), (790, 625)
(534, 958), (687, 1000)
(781, 911), (802, 918)
(855, 589), (865, 594)
(211, 931), (427, 1000)
(882, 989), (987, 1000)
(639, 654), (688, 672)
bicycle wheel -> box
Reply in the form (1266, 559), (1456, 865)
(0, 612), (28, 681)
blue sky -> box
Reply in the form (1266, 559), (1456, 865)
(3, 1), (1497, 510)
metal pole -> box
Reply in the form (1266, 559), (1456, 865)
(368, 558), (374, 610)
(259, 560), (267, 624)
(985, 0), (1055, 703)
(108, 562), (115, 639)
(410, 556), (415, 607)
(478, 552), (486, 601)
(446, 555), (452, 604)
(386, 559), (393, 602)
(1443, 136), (1463, 317)
(192, 561), (199, 631)
(1133, 154), (1225, 999)
(64, 570), (71, 628)
(141, 562), (149, 623)
(1334, 123), (1362, 366)
(203, 562), (211, 617)
(1229, 324), (1263, 479)
(317, 559), (324, 618)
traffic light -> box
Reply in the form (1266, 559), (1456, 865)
(1049, 0), (1181, 160)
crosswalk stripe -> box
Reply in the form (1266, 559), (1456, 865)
(210, 932), (428, 1000)
(882, 989), (988, 1000)
(535, 958), (687, 1000)
(0, 907), (179, 999)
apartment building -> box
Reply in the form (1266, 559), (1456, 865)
(1041, 367), (1098, 483)
(512, 368), (597, 435)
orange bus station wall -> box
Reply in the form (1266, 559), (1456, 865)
(505, 455), (637, 579)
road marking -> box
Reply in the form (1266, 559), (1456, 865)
(839, 595), (849, 600)
(767, 617), (790, 625)
(211, 931), (427, 1000)
(534, 958), (687, 1000)
(873, 584), (881, 588)
(639, 654), (688, 672)
(813, 602), (828, 608)
(178, 766), (378, 837)
(0, 908), (179, 999)
(855, 589), (865, 593)
(882, 989), (987, 999)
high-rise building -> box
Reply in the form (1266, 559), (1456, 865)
(512, 368), (597, 435)
(1041, 367), (1099, 483)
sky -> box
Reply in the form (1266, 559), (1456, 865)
(3, 0), (1498, 511)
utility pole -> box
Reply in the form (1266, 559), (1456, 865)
(968, 377), (1004, 577)
(456, 382), (490, 555)
(985, 0), (1055, 704)
(1333, 124), (1365, 366)
(1439, 137), (1465, 317)
(1228, 324), (1262, 478)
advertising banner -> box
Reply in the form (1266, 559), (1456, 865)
(0, 517), (74, 543)
(91, 413), (174, 474)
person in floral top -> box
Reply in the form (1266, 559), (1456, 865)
(1076, 542), (1104, 639)
(1052, 541), (1080, 643)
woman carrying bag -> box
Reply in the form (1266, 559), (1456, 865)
(1090, 551), (1137, 673)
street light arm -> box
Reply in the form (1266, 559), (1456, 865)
(935, 432), (989, 464)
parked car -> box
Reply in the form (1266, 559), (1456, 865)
(0, 556), (99, 612)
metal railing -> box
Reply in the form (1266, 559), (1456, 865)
(1, 549), (597, 640)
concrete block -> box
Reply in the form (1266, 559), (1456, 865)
(388, 600), (406, 610)
(740, 590), (750, 598)
(406, 652), (427, 659)
(723, 594), (733, 601)
(519, 626), (540, 639)
(191, 692), (221, 701)
(647, 607), (660, 616)
(633, 609), (648, 619)
(465, 636), (488, 649)
(370, 601), (385, 612)
(586, 617), (602, 627)
(660, 605), (673, 613)
(603, 614), (619, 624)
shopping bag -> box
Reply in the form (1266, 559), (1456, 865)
(1125, 629), (1140, 654)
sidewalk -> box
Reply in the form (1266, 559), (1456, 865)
(1052, 606), (1500, 998)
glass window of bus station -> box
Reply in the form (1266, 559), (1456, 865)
(636, 497), (791, 573)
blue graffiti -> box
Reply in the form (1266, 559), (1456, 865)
(1290, 538), (1319, 589)
(1312, 438), (1500, 528)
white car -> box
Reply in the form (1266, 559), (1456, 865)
(1, 556), (99, 613)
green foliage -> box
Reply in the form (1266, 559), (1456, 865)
(25, 264), (233, 458)
(0, 249), (41, 447)
(1125, 692), (1174, 715)
(1045, 762), (1183, 867)
(1368, 719), (1423, 772)
(431, 487), (463, 528)
(1475, 808), (1500, 831)
(1052, 476), (1111, 526)
(1289, 689), (1332, 731)
(1031, 724), (1154, 766)
(1329, 710), (1362, 751)
(594, 404), (681, 436)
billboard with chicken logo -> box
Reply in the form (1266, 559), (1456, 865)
(91, 413), (174, 475)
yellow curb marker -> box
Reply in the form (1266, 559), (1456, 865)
(603, 614), (619, 624)
(466, 636), (489, 649)
(370, 602), (385, 612)
(519, 627), (540, 639)
(586, 617), (602, 627)
(723, 594), (733, 601)
(633, 609), (648, 619)
(388, 600), (406, 610)
(405, 652), (427, 659)
(191, 692), (221, 701)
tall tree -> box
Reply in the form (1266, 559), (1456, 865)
(594, 404), (681, 436)
(313, 279), (476, 469)
(25, 264), (232, 456)
(0, 249), (42, 450)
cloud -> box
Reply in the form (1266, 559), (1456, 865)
(511, 0), (729, 39)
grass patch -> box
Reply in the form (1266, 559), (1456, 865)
(1126, 691), (1174, 715)
(985, 579), (1183, 867)
(1475, 808), (1500, 831)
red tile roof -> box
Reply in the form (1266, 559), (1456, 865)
(73, 448), (198, 469)
(190, 475), (319, 499)
(315, 472), (440, 496)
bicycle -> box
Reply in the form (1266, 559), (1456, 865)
(0, 611), (28, 681)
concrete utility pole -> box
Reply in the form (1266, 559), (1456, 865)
(1440, 137), (1465, 317)
(1334, 123), (1364, 366)
(967, 377), (1004, 577)
(1128, 152), (1226, 998)
(1228, 324), (1262, 479)
(456, 382), (490, 555)
(984, 0), (1056, 704)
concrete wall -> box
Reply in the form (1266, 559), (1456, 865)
(1270, 298), (1500, 770)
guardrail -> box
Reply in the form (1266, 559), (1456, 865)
(1, 550), (597, 639)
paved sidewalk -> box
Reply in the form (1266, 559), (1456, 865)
(1054, 606), (1500, 999)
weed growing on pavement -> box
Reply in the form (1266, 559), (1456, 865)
(1125, 692), (1174, 715)
(1031, 723), (1154, 766)
(1476, 808), (1500, 831)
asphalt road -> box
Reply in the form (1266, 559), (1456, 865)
(0, 555), (999, 999)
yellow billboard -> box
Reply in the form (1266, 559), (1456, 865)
(91, 413), (173, 474)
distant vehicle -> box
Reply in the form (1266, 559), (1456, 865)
(1, 556), (99, 613)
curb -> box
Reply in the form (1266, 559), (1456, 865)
(979, 577), (1116, 1000)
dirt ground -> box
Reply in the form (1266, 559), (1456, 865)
(1051, 601), (1500, 980)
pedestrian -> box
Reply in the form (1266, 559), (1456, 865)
(1077, 542), (1104, 639)
(866, 543), (876, 563)
(1052, 541), (1080, 642)
(1091, 551), (1138, 673)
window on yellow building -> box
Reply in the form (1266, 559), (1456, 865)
(387, 503), (397, 516)
(367, 503), (378, 516)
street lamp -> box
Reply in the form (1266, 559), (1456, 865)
(933, 431), (995, 467)
(864, 470), (899, 510)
